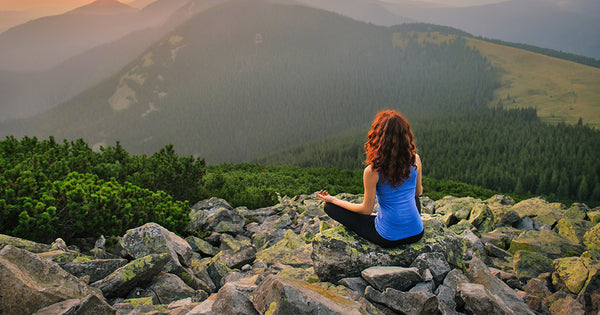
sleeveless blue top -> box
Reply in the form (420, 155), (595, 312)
(374, 167), (424, 241)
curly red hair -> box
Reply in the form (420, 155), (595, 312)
(364, 110), (417, 187)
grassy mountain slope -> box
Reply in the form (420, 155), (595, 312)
(0, 0), (498, 164)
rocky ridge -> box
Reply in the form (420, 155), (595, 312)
(1, 193), (599, 314)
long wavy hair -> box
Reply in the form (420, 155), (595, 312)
(364, 110), (417, 187)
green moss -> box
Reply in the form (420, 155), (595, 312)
(265, 301), (279, 315)
(125, 297), (153, 306)
(121, 255), (155, 282)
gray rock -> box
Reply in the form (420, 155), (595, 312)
(523, 278), (551, 314)
(459, 229), (486, 252)
(59, 258), (128, 283)
(311, 216), (467, 283)
(365, 286), (439, 315)
(339, 277), (369, 295)
(142, 272), (196, 305)
(466, 257), (535, 315)
(206, 260), (232, 291)
(32, 294), (115, 315)
(485, 242), (512, 259)
(212, 245), (256, 270)
(186, 236), (219, 257)
(435, 284), (457, 311)
(442, 269), (470, 292)
(361, 266), (422, 291)
(411, 252), (451, 284)
(516, 216), (534, 230)
(188, 202), (245, 235)
(0, 234), (50, 253)
(251, 275), (369, 314)
(120, 223), (193, 274)
(409, 281), (435, 294)
(212, 281), (258, 315)
(192, 197), (233, 211)
(0, 245), (96, 314)
(90, 253), (169, 299)
(458, 283), (515, 315)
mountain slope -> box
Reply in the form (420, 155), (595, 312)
(0, 0), (225, 120)
(67, 0), (136, 15)
(0, 1), (499, 163)
(380, 0), (600, 59)
(0, 0), (191, 72)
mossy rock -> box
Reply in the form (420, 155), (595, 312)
(435, 197), (481, 221)
(552, 256), (600, 295)
(511, 198), (566, 227)
(0, 234), (50, 253)
(255, 230), (313, 267)
(562, 204), (589, 221)
(583, 223), (600, 251)
(512, 250), (554, 280)
(556, 219), (594, 245)
(588, 211), (600, 224)
(508, 230), (583, 259)
(480, 227), (521, 250)
(468, 203), (495, 233)
(311, 215), (467, 283)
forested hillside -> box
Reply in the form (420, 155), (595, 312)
(0, 1), (498, 164)
(255, 107), (600, 208)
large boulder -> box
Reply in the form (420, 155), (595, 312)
(32, 294), (116, 315)
(120, 223), (193, 274)
(255, 230), (313, 268)
(508, 229), (584, 259)
(365, 286), (440, 314)
(361, 266), (422, 291)
(0, 245), (97, 314)
(250, 275), (371, 314)
(466, 257), (535, 315)
(90, 253), (169, 298)
(512, 250), (554, 280)
(0, 234), (50, 253)
(511, 198), (566, 227)
(434, 196), (481, 222)
(59, 258), (128, 283)
(584, 223), (600, 251)
(457, 283), (514, 315)
(556, 219), (595, 245)
(138, 272), (196, 305)
(187, 198), (245, 235)
(311, 216), (467, 283)
(552, 256), (600, 296)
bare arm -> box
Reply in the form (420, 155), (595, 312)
(317, 165), (379, 215)
(415, 154), (423, 197)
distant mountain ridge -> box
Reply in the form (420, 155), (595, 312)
(67, 0), (136, 15)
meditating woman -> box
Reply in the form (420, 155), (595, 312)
(317, 109), (424, 247)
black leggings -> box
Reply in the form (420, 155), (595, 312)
(323, 196), (423, 248)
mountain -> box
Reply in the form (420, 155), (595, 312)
(379, 0), (600, 59)
(67, 0), (136, 15)
(0, 0), (500, 163)
(0, 0), (224, 120)
(293, 0), (413, 26)
(0, 0), (191, 72)
(0, 10), (33, 33)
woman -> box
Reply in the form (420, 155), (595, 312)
(317, 109), (424, 247)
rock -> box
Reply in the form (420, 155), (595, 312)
(32, 294), (116, 315)
(435, 284), (457, 311)
(435, 196), (481, 221)
(250, 275), (369, 314)
(0, 234), (50, 253)
(556, 219), (595, 245)
(141, 272), (196, 305)
(255, 230), (313, 268)
(212, 279), (258, 315)
(512, 250), (554, 280)
(120, 223), (193, 274)
(563, 204), (589, 221)
(523, 278), (551, 314)
(186, 236), (219, 257)
(508, 229), (584, 259)
(206, 260), (232, 291)
(552, 256), (600, 297)
(546, 291), (585, 315)
(361, 266), (422, 291)
(410, 252), (451, 285)
(490, 267), (522, 290)
(457, 283), (514, 315)
(365, 286), (439, 315)
(50, 238), (69, 252)
(408, 281), (435, 293)
(459, 229), (485, 252)
(516, 216), (535, 230)
(494, 208), (521, 227)
(90, 253), (169, 298)
(339, 277), (369, 295)
(311, 216), (467, 283)
(584, 223), (600, 251)
(187, 199), (244, 235)
(188, 294), (217, 315)
(0, 245), (97, 314)
(420, 196), (436, 214)
(480, 228), (519, 250)
(485, 242), (512, 259)
(442, 268), (470, 292)
(512, 198), (566, 227)
(588, 211), (600, 224)
(212, 245), (256, 270)
(59, 258), (128, 283)
(486, 195), (515, 206)
(466, 257), (535, 315)
(219, 233), (252, 252)
(468, 203), (495, 232)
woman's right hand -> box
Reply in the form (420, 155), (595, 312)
(317, 190), (335, 203)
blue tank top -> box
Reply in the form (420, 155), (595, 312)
(374, 167), (424, 241)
